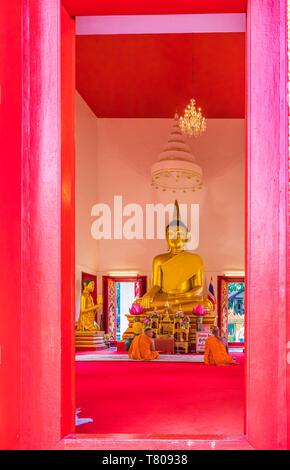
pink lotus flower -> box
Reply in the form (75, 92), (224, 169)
(152, 310), (160, 318)
(175, 311), (184, 318)
(129, 303), (143, 315)
(181, 315), (191, 329)
(193, 304), (207, 316)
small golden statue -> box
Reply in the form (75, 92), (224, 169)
(76, 279), (103, 332)
(136, 200), (211, 315)
(158, 311), (173, 337)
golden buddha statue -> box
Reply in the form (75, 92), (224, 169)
(136, 200), (212, 315)
(76, 279), (103, 332)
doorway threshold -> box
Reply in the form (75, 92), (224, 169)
(57, 433), (254, 450)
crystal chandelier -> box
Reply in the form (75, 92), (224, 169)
(179, 35), (206, 137)
(179, 98), (206, 137)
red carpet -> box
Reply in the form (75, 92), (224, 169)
(75, 353), (244, 436)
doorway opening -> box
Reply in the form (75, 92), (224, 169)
(116, 281), (139, 341)
(102, 276), (147, 341)
(217, 276), (245, 347)
(74, 24), (246, 437)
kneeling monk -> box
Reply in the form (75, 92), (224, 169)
(129, 328), (159, 361)
(204, 327), (234, 366)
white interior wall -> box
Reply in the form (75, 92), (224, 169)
(75, 93), (99, 318)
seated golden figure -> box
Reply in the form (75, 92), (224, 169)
(76, 279), (103, 332)
(136, 201), (212, 315)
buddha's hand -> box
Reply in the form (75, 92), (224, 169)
(139, 292), (153, 308)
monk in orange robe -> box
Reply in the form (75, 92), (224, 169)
(129, 328), (159, 361)
(204, 327), (235, 366)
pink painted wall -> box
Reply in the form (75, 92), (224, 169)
(246, 0), (289, 450)
(0, 0), (287, 452)
(75, 92), (245, 299)
(61, 4), (76, 439)
(20, 0), (65, 449)
(0, 0), (22, 450)
(0, 0), (75, 451)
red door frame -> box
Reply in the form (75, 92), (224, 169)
(217, 276), (245, 347)
(0, 0), (289, 450)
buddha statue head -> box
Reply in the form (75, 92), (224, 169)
(82, 279), (95, 293)
(166, 200), (189, 250)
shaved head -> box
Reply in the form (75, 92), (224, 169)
(144, 328), (153, 338)
(212, 327), (220, 336)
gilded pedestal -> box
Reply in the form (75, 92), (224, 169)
(75, 330), (106, 351)
(122, 311), (216, 351)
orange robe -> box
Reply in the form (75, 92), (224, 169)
(128, 334), (159, 361)
(204, 336), (234, 366)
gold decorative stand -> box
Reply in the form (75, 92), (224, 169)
(122, 311), (216, 352)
